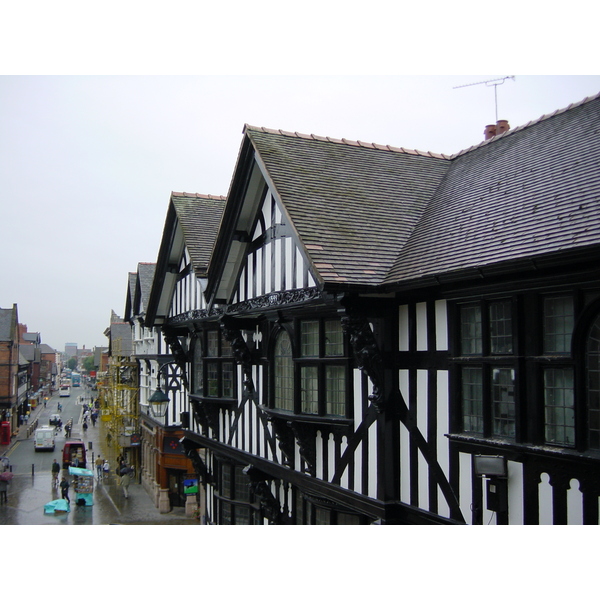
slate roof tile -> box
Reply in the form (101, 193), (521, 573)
(245, 127), (450, 286)
(243, 93), (600, 290)
(171, 192), (226, 277)
(387, 94), (600, 285)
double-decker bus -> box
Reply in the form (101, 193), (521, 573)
(71, 372), (81, 387)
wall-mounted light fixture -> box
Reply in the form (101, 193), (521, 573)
(473, 455), (508, 479)
(148, 386), (170, 418)
(148, 360), (180, 419)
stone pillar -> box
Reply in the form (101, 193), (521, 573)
(158, 488), (171, 513)
(185, 494), (198, 518)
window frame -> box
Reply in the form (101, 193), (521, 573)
(213, 459), (259, 525)
(191, 328), (236, 401)
(449, 290), (599, 453)
(269, 318), (352, 420)
(453, 298), (519, 441)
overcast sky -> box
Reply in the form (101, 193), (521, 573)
(1, 3), (598, 355)
(2, 74), (599, 352)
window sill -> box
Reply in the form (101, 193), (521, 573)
(447, 433), (600, 463)
(259, 405), (353, 429)
(189, 394), (237, 407)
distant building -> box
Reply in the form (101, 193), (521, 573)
(65, 343), (77, 358)
(0, 305), (20, 434)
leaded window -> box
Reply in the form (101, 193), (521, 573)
(457, 300), (516, 439)
(544, 368), (575, 446)
(216, 461), (256, 525)
(273, 319), (349, 418)
(193, 329), (235, 399)
(274, 331), (294, 411)
(587, 314), (600, 450)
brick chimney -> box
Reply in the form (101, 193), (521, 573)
(484, 120), (510, 140)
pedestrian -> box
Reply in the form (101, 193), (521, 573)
(83, 421), (88, 433)
(95, 455), (103, 480)
(102, 460), (110, 480)
(60, 477), (70, 503)
(0, 478), (8, 503)
(51, 459), (60, 486)
(120, 469), (131, 498)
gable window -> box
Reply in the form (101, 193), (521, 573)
(272, 319), (349, 418)
(457, 300), (516, 439)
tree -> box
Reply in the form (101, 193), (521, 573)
(82, 356), (95, 373)
(67, 357), (77, 371)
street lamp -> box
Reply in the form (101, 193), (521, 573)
(148, 360), (181, 419)
(148, 385), (170, 418)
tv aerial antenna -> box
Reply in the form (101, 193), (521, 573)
(453, 76), (515, 122)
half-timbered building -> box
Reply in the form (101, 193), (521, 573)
(154, 93), (600, 524)
(143, 192), (226, 513)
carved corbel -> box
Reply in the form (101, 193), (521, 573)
(162, 329), (190, 389)
(180, 437), (213, 485)
(190, 398), (220, 439)
(267, 416), (295, 467)
(340, 309), (385, 412)
(220, 317), (256, 398)
(243, 465), (284, 524)
(288, 421), (316, 476)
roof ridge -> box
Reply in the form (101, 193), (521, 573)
(171, 191), (226, 200)
(243, 123), (452, 160)
(244, 91), (600, 162)
(451, 91), (600, 158)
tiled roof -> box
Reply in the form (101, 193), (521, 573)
(0, 307), (17, 342)
(171, 193), (226, 277)
(386, 93), (600, 285)
(244, 92), (600, 289)
(138, 262), (156, 311)
(245, 127), (451, 286)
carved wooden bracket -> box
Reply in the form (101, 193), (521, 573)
(180, 437), (214, 485)
(220, 317), (256, 398)
(288, 421), (317, 476)
(341, 309), (385, 412)
(243, 465), (285, 524)
(162, 329), (190, 389)
(190, 398), (220, 439)
(267, 415), (295, 468)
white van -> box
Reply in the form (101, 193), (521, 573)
(34, 427), (55, 451)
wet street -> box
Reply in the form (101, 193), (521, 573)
(0, 388), (197, 525)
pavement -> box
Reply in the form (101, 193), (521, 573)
(1, 389), (198, 525)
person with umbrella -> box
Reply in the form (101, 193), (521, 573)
(120, 466), (132, 498)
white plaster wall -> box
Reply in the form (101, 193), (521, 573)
(416, 302), (428, 351)
(435, 299), (448, 351)
(507, 461), (524, 525)
(398, 304), (409, 351)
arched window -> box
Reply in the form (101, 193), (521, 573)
(274, 330), (294, 411)
(586, 313), (600, 450)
